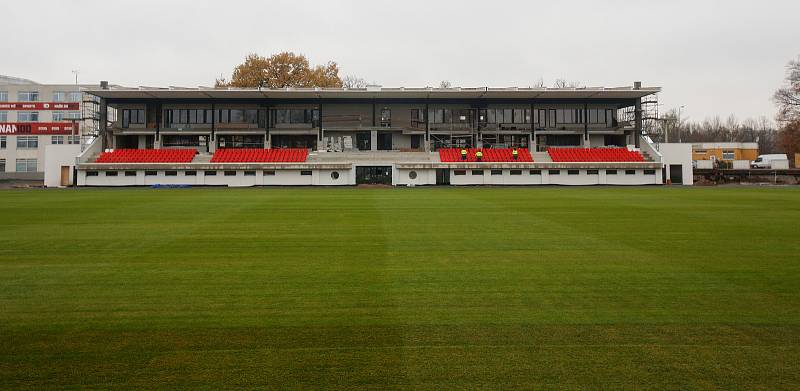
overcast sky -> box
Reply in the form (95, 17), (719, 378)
(2, 0), (798, 121)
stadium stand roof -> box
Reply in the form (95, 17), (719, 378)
(86, 85), (661, 100)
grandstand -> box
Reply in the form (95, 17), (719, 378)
(72, 83), (688, 186)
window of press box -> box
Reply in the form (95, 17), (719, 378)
(244, 171), (256, 176)
(587, 169), (599, 175)
(264, 170), (276, 176)
(644, 169), (656, 175)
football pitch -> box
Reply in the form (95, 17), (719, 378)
(1, 186), (799, 389)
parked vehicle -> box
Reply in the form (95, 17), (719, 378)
(751, 154), (788, 168)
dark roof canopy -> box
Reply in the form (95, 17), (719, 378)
(87, 85), (660, 101)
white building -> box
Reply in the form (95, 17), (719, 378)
(0, 75), (102, 180)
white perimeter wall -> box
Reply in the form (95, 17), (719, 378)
(658, 143), (694, 185)
(79, 168), (356, 186)
(43, 144), (81, 187)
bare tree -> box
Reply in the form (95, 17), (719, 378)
(438, 80), (452, 88)
(553, 79), (583, 88)
(774, 56), (800, 123)
(530, 77), (545, 88)
(342, 75), (369, 88)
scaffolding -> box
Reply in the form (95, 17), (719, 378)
(617, 93), (659, 140)
(79, 92), (116, 148)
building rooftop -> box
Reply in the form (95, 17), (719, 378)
(86, 85), (661, 100)
(692, 142), (759, 149)
(0, 75), (39, 85)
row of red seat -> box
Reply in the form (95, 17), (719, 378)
(95, 149), (197, 163)
(211, 148), (309, 163)
(547, 147), (645, 162)
(439, 148), (534, 162)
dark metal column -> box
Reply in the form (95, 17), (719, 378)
(99, 98), (109, 149)
(583, 103), (589, 144)
(634, 98), (642, 148)
(424, 102), (430, 151)
(318, 102), (323, 144)
(530, 102), (536, 152)
(265, 105), (270, 148)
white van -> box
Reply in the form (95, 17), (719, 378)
(751, 154), (788, 168)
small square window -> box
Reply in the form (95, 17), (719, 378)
(244, 171), (256, 176)
(145, 170), (157, 176)
(491, 169), (502, 176)
(606, 169), (617, 175)
(549, 170), (560, 175)
(510, 170), (522, 176)
(625, 170), (636, 175)
(184, 170), (197, 176)
(454, 170), (466, 176)
(529, 169), (541, 175)
(204, 171), (217, 176)
(264, 170), (276, 176)
(471, 169), (484, 176)
(105, 171), (118, 176)
(224, 171), (237, 176)
(165, 171), (177, 176)
(125, 171), (137, 176)
(300, 170), (312, 176)
(568, 170), (579, 175)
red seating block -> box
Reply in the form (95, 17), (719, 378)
(438, 148), (533, 163)
(95, 149), (196, 163)
(546, 147), (645, 162)
(210, 148), (309, 163)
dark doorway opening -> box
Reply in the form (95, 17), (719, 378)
(377, 132), (392, 150)
(669, 164), (683, 184)
(436, 168), (450, 185)
(356, 132), (371, 151)
(356, 166), (392, 185)
(115, 135), (139, 149)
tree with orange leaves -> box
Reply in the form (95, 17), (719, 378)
(215, 52), (343, 89)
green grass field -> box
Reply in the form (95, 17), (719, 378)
(1, 186), (799, 389)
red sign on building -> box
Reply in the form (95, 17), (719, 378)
(0, 102), (80, 110)
(0, 122), (79, 135)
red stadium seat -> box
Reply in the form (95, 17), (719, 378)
(438, 148), (533, 163)
(210, 148), (309, 163)
(95, 149), (196, 163)
(547, 147), (644, 162)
